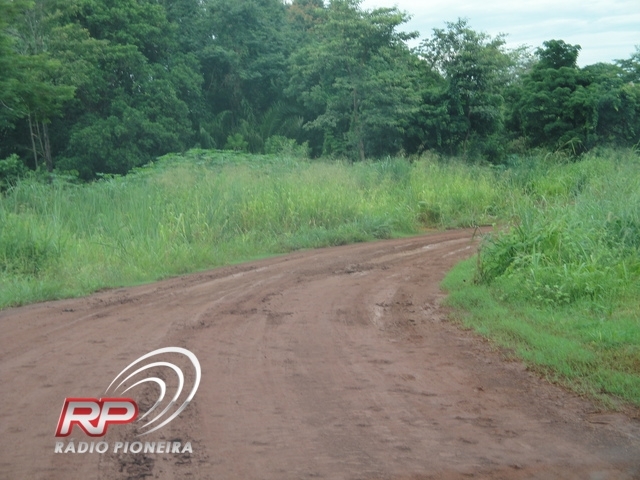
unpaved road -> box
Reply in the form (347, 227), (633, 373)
(1, 229), (639, 480)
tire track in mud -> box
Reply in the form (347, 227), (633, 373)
(1, 229), (639, 479)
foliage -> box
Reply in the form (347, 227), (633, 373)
(0, 149), (517, 308)
(506, 40), (640, 152)
(1, 1), (640, 175)
(54, 2), (194, 178)
(0, 209), (63, 275)
(0, 0), (75, 171)
(416, 19), (512, 161)
(477, 151), (640, 308)
(224, 133), (249, 152)
(264, 136), (310, 158)
(0, 154), (28, 191)
(584, 62), (640, 147)
(288, 0), (419, 160)
(444, 257), (640, 407)
(442, 149), (640, 407)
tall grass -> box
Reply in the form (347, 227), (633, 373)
(478, 150), (640, 308)
(3, 147), (639, 405)
(0, 150), (507, 308)
(444, 149), (640, 406)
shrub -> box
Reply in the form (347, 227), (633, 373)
(0, 154), (27, 191)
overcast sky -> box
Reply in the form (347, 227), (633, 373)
(360, 0), (639, 66)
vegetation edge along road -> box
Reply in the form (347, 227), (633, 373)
(1, 148), (639, 409)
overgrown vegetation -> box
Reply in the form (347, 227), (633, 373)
(1, 0), (638, 413)
(443, 149), (640, 407)
(1, 146), (639, 406)
(1, 0), (639, 181)
(0, 149), (508, 308)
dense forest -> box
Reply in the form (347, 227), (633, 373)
(1, 0), (639, 179)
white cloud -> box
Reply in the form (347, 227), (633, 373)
(360, 0), (640, 65)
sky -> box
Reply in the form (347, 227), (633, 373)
(360, 0), (640, 67)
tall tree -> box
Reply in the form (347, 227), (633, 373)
(617, 46), (640, 83)
(537, 39), (580, 69)
(582, 61), (640, 147)
(199, 0), (291, 147)
(52, 0), (195, 178)
(509, 40), (597, 151)
(415, 19), (512, 160)
(288, 0), (419, 160)
(0, 0), (75, 170)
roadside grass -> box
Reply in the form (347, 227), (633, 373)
(0, 150), (508, 309)
(2, 146), (639, 408)
(442, 149), (640, 407)
(443, 258), (640, 407)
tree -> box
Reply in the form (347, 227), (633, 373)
(286, 0), (324, 43)
(0, 0), (30, 131)
(537, 39), (580, 69)
(288, 0), (419, 160)
(0, 0), (75, 171)
(582, 61), (640, 147)
(199, 0), (291, 145)
(415, 19), (512, 160)
(48, 0), (196, 178)
(617, 46), (640, 83)
(508, 40), (597, 151)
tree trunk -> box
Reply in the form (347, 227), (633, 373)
(462, 103), (472, 159)
(42, 121), (53, 173)
(35, 118), (44, 164)
(27, 112), (38, 170)
(34, 117), (53, 181)
(352, 88), (365, 162)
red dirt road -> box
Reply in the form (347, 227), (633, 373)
(1, 229), (639, 479)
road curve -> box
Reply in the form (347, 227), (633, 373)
(1, 229), (639, 479)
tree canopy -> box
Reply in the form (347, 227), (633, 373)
(1, 0), (639, 179)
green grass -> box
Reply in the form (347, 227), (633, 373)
(443, 258), (640, 407)
(443, 149), (640, 407)
(3, 147), (639, 408)
(0, 150), (509, 308)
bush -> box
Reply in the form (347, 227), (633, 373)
(264, 136), (310, 159)
(224, 133), (249, 152)
(0, 154), (27, 191)
(477, 153), (640, 307)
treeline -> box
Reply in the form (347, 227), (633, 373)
(1, 0), (639, 179)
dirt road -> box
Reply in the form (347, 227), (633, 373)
(1, 229), (639, 479)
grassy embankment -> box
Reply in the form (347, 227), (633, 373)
(1, 148), (638, 407)
(0, 150), (504, 309)
(442, 149), (640, 407)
